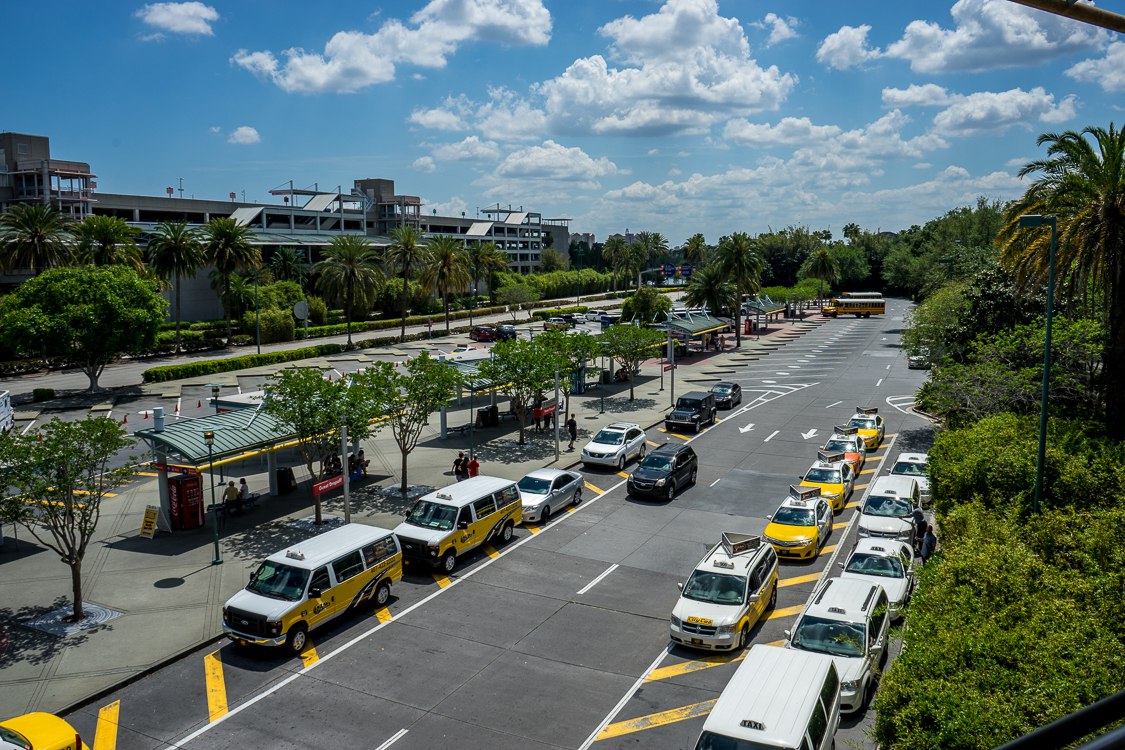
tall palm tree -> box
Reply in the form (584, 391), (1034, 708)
(801, 247), (841, 303)
(384, 225), (429, 340)
(201, 217), (260, 343)
(313, 235), (382, 348)
(999, 122), (1125, 439)
(420, 236), (470, 334)
(270, 246), (308, 287)
(73, 215), (143, 271)
(717, 232), (765, 347)
(147, 221), (204, 353)
(683, 264), (737, 315)
(682, 233), (709, 267)
(601, 236), (627, 292)
(619, 242), (648, 290)
(0, 203), (73, 274)
(635, 231), (669, 288)
(467, 241), (509, 320)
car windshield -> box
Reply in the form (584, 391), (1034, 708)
(682, 571), (746, 605)
(711, 385), (732, 394)
(864, 495), (913, 517)
(675, 398), (701, 409)
(824, 439), (852, 453)
(804, 468), (841, 483)
(247, 561), (309, 601)
(696, 731), (782, 750)
(593, 430), (625, 445)
(791, 615), (866, 657)
(639, 455), (675, 471)
(845, 553), (905, 578)
(849, 417), (876, 429)
(405, 500), (457, 530)
(773, 506), (815, 525)
(892, 461), (928, 477)
(518, 476), (550, 495)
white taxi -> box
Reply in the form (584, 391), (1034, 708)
(839, 538), (915, 620)
(581, 422), (647, 470)
(890, 452), (930, 505)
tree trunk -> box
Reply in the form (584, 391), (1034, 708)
(224, 273), (233, 344)
(628, 370), (635, 401)
(69, 559), (84, 622)
(85, 367), (101, 393)
(516, 405), (527, 445)
(399, 266), (410, 341)
(734, 307), (742, 348)
(400, 448), (409, 494)
(1105, 264), (1125, 441)
(174, 270), (182, 353)
(345, 279), (353, 348)
(443, 291), (451, 333)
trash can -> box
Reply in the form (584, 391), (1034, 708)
(276, 467), (296, 494)
(487, 405), (499, 426)
(600, 370), (612, 385)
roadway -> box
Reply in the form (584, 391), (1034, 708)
(61, 301), (931, 750)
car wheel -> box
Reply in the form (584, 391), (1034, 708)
(665, 481), (676, 501)
(540, 505), (551, 523)
(617, 455), (626, 471)
(768, 584), (777, 610)
(689, 467), (698, 485)
(441, 551), (456, 573)
(286, 624), (308, 654)
(639, 443), (647, 459)
(737, 624), (750, 650)
(572, 488), (583, 506)
(374, 581), (391, 607)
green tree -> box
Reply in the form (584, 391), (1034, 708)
(601, 236), (627, 292)
(825, 243), (870, 287)
(313, 235), (382, 348)
(147, 221), (204, 353)
(684, 263), (737, 314)
(682, 233), (708, 267)
(479, 338), (562, 444)
(757, 226), (820, 287)
(385, 225), (430, 340)
(420, 236), (470, 334)
(201, 216), (260, 344)
(497, 284), (541, 317)
(636, 231), (669, 286)
(621, 285), (672, 324)
(999, 123), (1125, 439)
(0, 202), (73, 274)
(801, 246), (841, 301)
(537, 328), (603, 414)
(615, 242), (648, 290)
(600, 324), (665, 400)
(0, 416), (133, 621)
(0, 266), (166, 391)
(270, 246), (308, 287)
(717, 232), (765, 348)
(467, 241), (509, 315)
(902, 281), (970, 364)
(539, 247), (569, 273)
(73, 215), (143, 271)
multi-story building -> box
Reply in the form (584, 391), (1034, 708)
(0, 132), (95, 219)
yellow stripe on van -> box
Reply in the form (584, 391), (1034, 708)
(203, 651), (227, 722)
(596, 699), (718, 740)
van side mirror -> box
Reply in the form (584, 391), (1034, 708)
(676, 582), (684, 590)
(308, 587), (322, 599)
(458, 521), (469, 530)
(838, 562), (845, 569)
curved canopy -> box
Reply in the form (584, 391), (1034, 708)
(134, 410), (295, 464)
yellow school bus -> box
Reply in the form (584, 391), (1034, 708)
(824, 292), (885, 318)
(223, 523), (403, 653)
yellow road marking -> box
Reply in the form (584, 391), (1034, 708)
(566, 506), (577, 513)
(646, 440), (660, 447)
(375, 607), (393, 623)
(300, 643), (319, 667)
(584, 481), (605, 495)
(597, 699), (718, 740)
(133, 471), (160, 477)
(482, 544), (500, 559)
(883, 433), (897, 439)
(92, 700), (120, 750)
(433, 573), (453, 588)
(845, 501), (859, 509)
(832, 521), (849, 530)
(767, 604), (805, 620)
(616, 471), (630, 478)
(524, 523), (541, 534)
(203, 650), (227, 722)
(647, 653), (743, 682)
(779, 572), (822, 588)
(821, 544), (837, 555)
(860, 468), (878, 475)
(854, 483), (869, 490)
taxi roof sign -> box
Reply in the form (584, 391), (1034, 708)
(721, 531), (762, 557)
(855, 407), (879, 416)
(790, 485), (821, 500)
(817, 450), (845, 464)
(833, 425), (859, 436)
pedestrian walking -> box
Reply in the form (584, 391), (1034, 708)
(453, 452), (469, 481)
(566, 414), (578, 450)
(468, 456), (480, 477)
(920, 523), (937, 564)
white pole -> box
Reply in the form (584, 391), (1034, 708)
(554, 366), (561, 462)
(341, 416), (350, 524)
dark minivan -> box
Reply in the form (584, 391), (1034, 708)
(495, 324), (518, 341)
(628, 444), (698, 500)
(665, 391), (718, 433)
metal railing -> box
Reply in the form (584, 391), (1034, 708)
(996, 689), (1125, 749)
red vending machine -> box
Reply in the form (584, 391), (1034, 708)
(167, 473), (205, 530)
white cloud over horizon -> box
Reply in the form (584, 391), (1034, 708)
(136, 2), (218, 37)
(227, 126), (260, 144)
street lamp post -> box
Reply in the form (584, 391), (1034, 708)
(203, 430), (222, 565)
(341, 415), (350, 524)
(1019, 214), (1058, 515)
(254, 269), (261, 355)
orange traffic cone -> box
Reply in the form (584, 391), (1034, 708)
(197, 400), (202, 408)
(144, 410), (150, 419)
(123, 414), (128, 425)
(174, 403), (180, 414)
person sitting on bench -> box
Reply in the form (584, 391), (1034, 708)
(223, 480), (242, 513)
(238, 478), (257, 509)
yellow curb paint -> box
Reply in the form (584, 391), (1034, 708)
(767, 604), (806, 620)
(832, 521), (849, 530)
(616, 471), (630, 479)
(596, 699), (718, 740)
(203, 651), (227, 723)
(483, 544), (500, 559)
(647, 653), (744, 683)
(779, 572), (822, 588)
(433, 573), (453, 588)
(524, 523), (542, 534)
(375, 607), (393, 624)
(92, 700), (120, 750)
(584, 481), (605, 495)
(860, 468), (878, 475)
(134, 471), (160, 477)
(300, 643), (319, 668)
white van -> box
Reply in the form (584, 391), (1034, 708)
(0, 391), (12, 434)
(695, 644), (840, 750)
(858, 475), (921, 544)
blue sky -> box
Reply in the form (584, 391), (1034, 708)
(6, 0), (1122, 243)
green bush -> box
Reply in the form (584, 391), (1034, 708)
(241, 309), (295, 344)
(142, 343), (348, 383)
(531, 306), (588, 320)
(0, 358), (42, 376)
(32, 388), (55, 402)
(259, 281), (305, 312)
(307, 296), (328, 326)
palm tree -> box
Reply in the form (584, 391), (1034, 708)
(636, 231), (669, 288)
(999, 122), (1125, 439)
(201, 217), (260, 343)
(614, 242), (647, 290)
(147, 221), (204, 353)
(602, 236), (627, 292)
(0, 203), (73, 274)
(682, 233), (708, 267)
(717, 232), (765, 347)
(73, 215), (143, 271)
(270, 246), (308, 287)
(313, 235), (382, 348)
(801, 247), (841, 303)
(420, 236), (470, 334)
(384, 225), (429, 340)
(683, 264), (737, 315)
(467, 241), (509, 320)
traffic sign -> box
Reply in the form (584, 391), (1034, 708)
(313, 474), (344, 496)
(663, 364), (677, 371)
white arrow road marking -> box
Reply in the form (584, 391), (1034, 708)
(739, 423), (756, 434)
(801, 428), (819, 440)
(764, 430), (780, 442)
(886, 395), (921, 416)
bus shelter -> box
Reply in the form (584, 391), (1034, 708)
(742, 295), (787, 333)
(663, 313), (731, 354)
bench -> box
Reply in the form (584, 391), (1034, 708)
(448, 423), (472, 435)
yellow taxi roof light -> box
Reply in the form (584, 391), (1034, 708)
(817, 451), (845, 465)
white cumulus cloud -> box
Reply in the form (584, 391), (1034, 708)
(755, 13), (799, 47)
(932, 87), (1077, 135)
(495, 140), (617, 185)
(409, 107), (467, 131)
(816, 25), (882, 70)
(432, 136), (500, 161)
(227, 126), (260, 144)
(413, 156), (436, 173)
(136, 2), (218, 36)
(881, 84), (955, 108)
(723, 117), (842, 147)
(1066, 40), (1125, 92)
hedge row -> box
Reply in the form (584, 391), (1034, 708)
(530, 306), (589, 321)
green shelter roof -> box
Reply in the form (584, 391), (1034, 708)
(134, 410), (295, 464)
(664, 314), (729, 336)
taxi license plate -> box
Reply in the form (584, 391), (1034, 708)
(692, 638), (703, 645)
(238, 639), (248, 647)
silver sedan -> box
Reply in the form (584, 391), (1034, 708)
(517, 469), (584, 523)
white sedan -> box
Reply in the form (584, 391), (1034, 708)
(581, 422), (647, 471)
(839, 538), (916, 620)
(517, 469), (584, 523)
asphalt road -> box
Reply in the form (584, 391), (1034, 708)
(61, 301), (931, 750)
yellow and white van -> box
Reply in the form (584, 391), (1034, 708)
(222, 523), (402, 654)
(694, 644), (841, 750)
(670, 533), (779, 651)
(394, 476), (522, 573)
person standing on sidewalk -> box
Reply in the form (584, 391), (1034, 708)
(566, 414), (578, 450)
(920, 524), (937, 564)
(468, 456), (480, 477)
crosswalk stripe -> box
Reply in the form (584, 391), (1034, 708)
(92, 700), (120, 750)
(596, 699), (718, 740)
(203, 651), (227, 722)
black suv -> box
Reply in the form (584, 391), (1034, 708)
(495, 325), (518, 341)
(628, 443), (698, 500)
(664, 391), (718, 433)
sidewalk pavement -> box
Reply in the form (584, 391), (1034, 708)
(0, 315), (825, 719)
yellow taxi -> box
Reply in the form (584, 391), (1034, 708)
(848, 407), (885, 450)
(821, 425), (866, 473)
(0, 713), (88, 750)
(799, 451), (855, 512)
(762, 487), (832, 560)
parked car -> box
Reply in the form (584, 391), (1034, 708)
(517, 468), (583, 523)
(839, 538), (916, 620)
(627, 443), (698, 500)
(665, 392), (718, 433)
(559, 313), (582, 326)
(469, 325), (497, 342)
(889, 452), (930, 504)
(581, 422), (647, 470)
(495, 324), (518, 341)
(544, 317), (570, 331)
(585, 309), (609, 322)
(709, 382), (742, 409)
(0, 712), (88, 750)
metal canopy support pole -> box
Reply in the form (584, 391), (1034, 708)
(439, 406), (448, 439)
(554, 366), (561, 462)
(341, 416), (350, 524)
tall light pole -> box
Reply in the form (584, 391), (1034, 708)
(341, 415), (350, 524)
(1019, 213), (1057, 515)
(203, 430), (222, 565)
(254, 268), (261, 355)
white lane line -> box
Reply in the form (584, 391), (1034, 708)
(577, 563), (619, 595)
(876, 378), (884, 387)
(825, 401), (842, 408)
(886, 364), (892, 370)
(578, 644), (673, 750)
(764, 430), (780, 442)
(21, 420), (37, 435)
(374, 729), (408, 750)
(710, 478), (721, 487)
